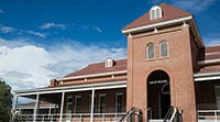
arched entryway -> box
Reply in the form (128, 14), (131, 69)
(147, 70), (170, 119)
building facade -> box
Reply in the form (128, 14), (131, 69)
(14, 3), (220, 122)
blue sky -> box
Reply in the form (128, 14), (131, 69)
(0, 0), (220, 91)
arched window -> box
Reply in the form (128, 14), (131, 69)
(160, 41), (168, 57)
(146, 43), (155, 59)
(105, 58), (114, 68)
(150, 6), (162, 20)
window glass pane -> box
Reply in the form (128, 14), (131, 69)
(161, 42), (168, 57)
(66, 97), (73, 113)
(116, 94), (123, 113)
(152, 10), (155, 19)
(156, 9), (160, 19)
(75, 97), (81, 113)
(99, 96), (105, 113)
(147, 44), (154, 59)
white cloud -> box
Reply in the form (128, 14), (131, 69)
(149, 0), (216, 13)
(0, 24), (47, 38)
(25, 30), (46, 38)
(0, 38), (127, 91)
(0, 9), (4, 14)
(40, 23), (66, 30)
(0, 26), (15, 33)
(171, 0), (216, 13)
(204, 37), (220, 46)
(93, 27), (103, 33)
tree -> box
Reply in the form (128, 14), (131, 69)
(0, 80), (12, 122)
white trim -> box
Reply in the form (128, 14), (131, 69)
(150, 6), (162, 20)
(14, 81), (127, 96)
(16, 103), (56, 110)
(14, 80), (127, 96)
(57, 70), (127, 81)
(205, 52), (220, 56)
(194, 72), (220, 77)
(194, 72), (220, 82)
(195, 76), (220, 82)
(59, 92), (65, 122)
(122, 16), (193, 34)
(198, 59), (220, 65)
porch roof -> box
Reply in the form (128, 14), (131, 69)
(14, 80), (127, 96)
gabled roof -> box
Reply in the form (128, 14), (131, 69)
(65, 59), (127, 77)
(122, 3), (192, 31)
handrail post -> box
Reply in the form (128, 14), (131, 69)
(215, 110), (217, 122)
(90, 89), (95, 122)
(59, 92), (65, 122)
(102, 113), (105, 122)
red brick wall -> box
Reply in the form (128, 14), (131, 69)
(127, 24), (197, 121)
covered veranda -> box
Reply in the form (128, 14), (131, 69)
(13, 81), (127, 122)
(194, 71), (220, 122)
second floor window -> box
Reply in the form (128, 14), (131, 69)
(147, 43), (155, 59)
(160, 41), (168, 57)
(74, 96), (81, 113)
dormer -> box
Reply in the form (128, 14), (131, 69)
(105, 58), (114, 68)
(150, 5), (163, 20)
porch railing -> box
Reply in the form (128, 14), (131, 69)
(18, 113), (126, 122)
(198, 110), (220, 122)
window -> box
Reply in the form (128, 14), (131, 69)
(66, 96), (73, 113)
(99, 94), (106, 113)
(116, 93), (123, 113)
(74, 96), (81, 113)
(160, 41), (168, 57)
(150, 6), (162, 20)
(105, 58), (114, 68)
(147, 43), (155, 59)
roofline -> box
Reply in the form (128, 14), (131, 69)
(194, 71), (220, 77)
(14, 80), (127, 96)
(194, 71), (220, 82)
(198, 59), (220, 65)
(57, 70), (127, 81)
(122, 15), (193, 34)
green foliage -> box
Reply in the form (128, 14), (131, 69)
(0, 80), (12, 122)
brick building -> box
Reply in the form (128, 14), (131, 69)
(14, 3), (220, 122)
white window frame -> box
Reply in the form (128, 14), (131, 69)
(215, 86), (220, 110)
(146, 43), (155, 60)
(115, 93), (123, 113)
(74, 95), (81, 113)
(159, 41), (169, 58)
(66, 96), (73, 113)
(150, 6), (162, 20)
(98, 94), (106, 113)
(105, 58), (114, 68)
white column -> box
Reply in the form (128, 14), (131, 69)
(48, 108), (51, 116)
(90, 89), (95, 122)
(33, 94), (40, 122)
(13, 95), (18, 110)
(59, 92), (65, 122)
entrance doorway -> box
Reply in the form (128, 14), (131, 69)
(147, 70), (170, 119)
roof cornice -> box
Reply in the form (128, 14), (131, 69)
(122, 16), (193, 34)
(57, 70), (127, 81)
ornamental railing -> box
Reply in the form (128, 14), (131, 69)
(18, 112), (126, 122)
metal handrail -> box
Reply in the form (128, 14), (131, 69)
(198, 110), (220, 121)
(119, 107), (142, 122)
(147, 107), (152, 120)
(18, 112), (126, 122)
(163, 106), (178, 122)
